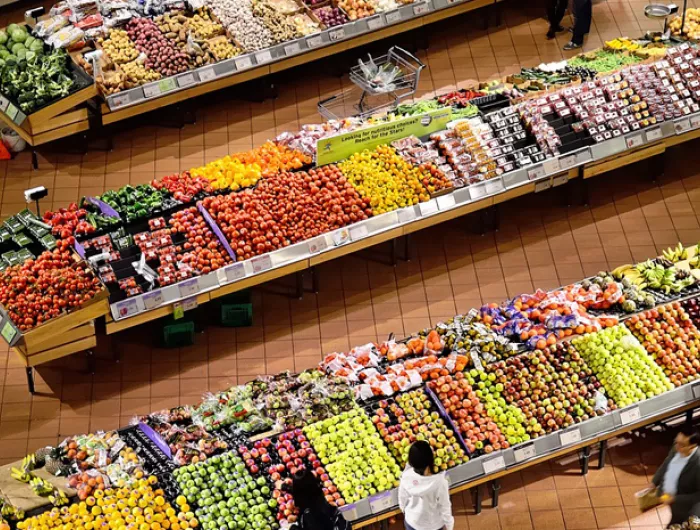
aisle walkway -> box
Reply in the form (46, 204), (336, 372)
(0, 0), (699, 528)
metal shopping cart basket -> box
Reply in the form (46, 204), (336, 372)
(318, 46), (425, 120)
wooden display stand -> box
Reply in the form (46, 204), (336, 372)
(8, 291), (109, 393)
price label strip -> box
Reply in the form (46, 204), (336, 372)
(1, 320), (17, 344)
(646, 126), (663, 142)
(143, 83), (162, 98)
(143, 290), (164, 310)
(368, 492), (393, 514)
(0, 94), (10, 112)
(235, 55), (254, 70)
(307, 35), (323, 48)
(178, 278), (199, 298)
(559, 427), (582, 446)
(177, 73), (196, 88)
(251, 254), (273, 273)
(552, 174), (569, 187)
(513, 443), (536, 463)
(626, 133), (644, 149)
(349, 224), (369, 241)
(528, 165), (546, 181)
(199, 67), (217, 82)
(534, 179), (552, 193)
(367, 15), (384, 29)
(329, 27), (346, 41)
(158, 77), (177, 93)
(109, 93), (129, 109)
(437, 194), (456, 210)
(419, 200), (438, 216)
(482, 455), (506, 475)
(691, 114), (700, 129)
(693, 381), (700, 399)
(225, 262), (247, 282)
(116, 298), (139, 319)
(385, 9), (401, 23)
(619, 406), (641, 425)
(675, 118), (692, 134)
(413, 1), (430, 14)
(182, 296), (198, 312)
(308, 237), (329, 254)
(284, 42), (302, 55)
(255, 50), (273, 64)
(398, 207), (417, 223)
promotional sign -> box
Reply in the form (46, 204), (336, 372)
(316, 109), (452, 166)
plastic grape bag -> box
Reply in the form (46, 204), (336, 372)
(358, 55), (379, 80)
(593, 390), (609, 412)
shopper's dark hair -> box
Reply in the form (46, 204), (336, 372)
(680, 425), (700, 445)
(408, 440), (434, 476)
(291, 468), (333, 516)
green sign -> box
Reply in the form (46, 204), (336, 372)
(316, 108), (452, 166)
(1, 320), (17, 344)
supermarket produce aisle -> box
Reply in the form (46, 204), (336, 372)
(2, 0), (700, 528)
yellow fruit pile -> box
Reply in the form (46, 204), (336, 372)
(17, 477), (197, 530)
(604, 37), (639, 51)
(338, 145), (432, 214)
(189, 157), (263, 191)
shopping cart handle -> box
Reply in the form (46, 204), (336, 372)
(392, 46), (425, 69)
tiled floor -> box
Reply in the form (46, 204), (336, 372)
(0, 0), (699, 528)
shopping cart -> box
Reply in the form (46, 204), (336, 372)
(318, 46), (425, 120)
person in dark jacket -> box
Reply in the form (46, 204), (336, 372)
(291, 469), (346, 530)
(546, 0), (567, 39)
(652, 426), (700, 527)
(563, 0), (592, 49)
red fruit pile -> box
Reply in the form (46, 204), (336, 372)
(203, 192), (286, 261)
(255, 165), (371, 244)
(169, 207), (233, 274)
(152, 172), (213, 203)
(625, 302), (700, 387)
(0, 248), (103, 331)
(43, 203), (94, 239)
(427, 373), (505, 455)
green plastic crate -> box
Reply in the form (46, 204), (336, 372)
(163, 320), (195, 347)
(219, 290), (253, 327)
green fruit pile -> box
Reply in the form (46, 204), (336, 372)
(304, 408), (401, 504)
(173, 452), (278, 530)
(572, 325), (674, 407)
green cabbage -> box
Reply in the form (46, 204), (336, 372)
(10, 42), (24, 54)
(10, 29), (27, 43)
(0, 31), (8, 45)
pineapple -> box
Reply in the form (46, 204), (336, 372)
(34, 447), (53, 467)
(44, 447), (71, 477)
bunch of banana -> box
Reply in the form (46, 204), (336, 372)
(10, 466), (32, 484)
(49, 489), (68, 507)
(662, 243), (689, 262)
(637, 263), (696, 293)
(0, 498), (24, 521)
(605, 37), (640, 51)
(612, 264), (648, 289)
(29, 476), (54, 497)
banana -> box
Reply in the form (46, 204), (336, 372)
(10, 467), (32, 483)
(29, 476), (54, 496)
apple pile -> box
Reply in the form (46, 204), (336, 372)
(370, 389), (468, 472)
(427, 373), (507, 454)
(571, 325), (674, 407)
(303, 408), (400, 504)
(173, 451), (279, 530)
(169, 207), (233, 275)
(491, 344), (609, 436)
(625, 303), (700, 386)
(682, 297), (700, 329)
(465, 370), (533, 445)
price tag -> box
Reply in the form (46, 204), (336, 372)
(199, 67), (216, 82)
(333, 228), (349, 246)
(116, 298), (139, 319)
(559, 154), (576, 170)
(339, 505), (358, 521)
(534, 179), (551, 193)
(158, 77), (177, 93)
(626, 133), (644, 149)
(470, 350), (484, 371)
(437, 194), (456, 210)
(235, 55), (254, 70)
(413, 1), (430, 14)
(482, 455), (506, 474)
(177, 73), (196, 88)
(646, 126), (663, 142)
(225, 262), (246, 282)
(469, 183), (486, 200)
(675, 118), (691, 134)
(576, 149), (592, 164)
(349, 224), (369, 241)
(419, 200), (438, 216)
(543, 157), (561, 175)
(329, 27), (346, 41)
(528, 165), (546, 181)
(385, 9), (401, 23)
(173, 302), (184, 320)
(513, 443), (536, 463)
(307, 35), (323, 48)
(143, 83), (162, 98)
(182, 296), (198, 312)
(552, 174), (569, 187)
(284, 42), (301, 55)
(559, 428), (582, 446)
(5, 104), (18, 121)
(308, 237), (328, 254)
(691, 114), (700, 129)
(251, 254), (273, 273)
(255, 50), (273, 64)
(619, 405), (641, 425)
(143, 290), (163, 310)
(366, 15), (384, 29)
(109, 93), (129, 109)
(398, 207), (417, 223)
(1, 320), (17, 343)
(368, 492), (393, 514)
(692, 381), (700, 399)
(484, 178), (504, 195)
(178, 278), (199, 298)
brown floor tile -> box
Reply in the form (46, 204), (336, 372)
(562, 508), (599, 530)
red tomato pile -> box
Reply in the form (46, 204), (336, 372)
(43, 203), (95, 239)
(255, 165), (371, 243)
(0, 247), (103, 331)
(151, 172), (213, 203)
(202, 193), (286, 262)
(169, 207), (233, 274)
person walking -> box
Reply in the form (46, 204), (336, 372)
(398, 441), (454, 530)
(546, 0), (568, 39)
(652, 426), (700, 527)
(563, 0), (592, 50)
(291, 469), (348, 530)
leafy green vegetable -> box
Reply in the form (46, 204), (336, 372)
(10, 29), (26, 43)
(6, 24), (19, 37)
(10, 42), (24, 54)
(0, 31), (9, 45)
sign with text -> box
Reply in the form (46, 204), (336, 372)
(316, 108), (452, 165)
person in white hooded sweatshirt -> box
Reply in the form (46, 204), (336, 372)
(398, 441), (454, 530)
